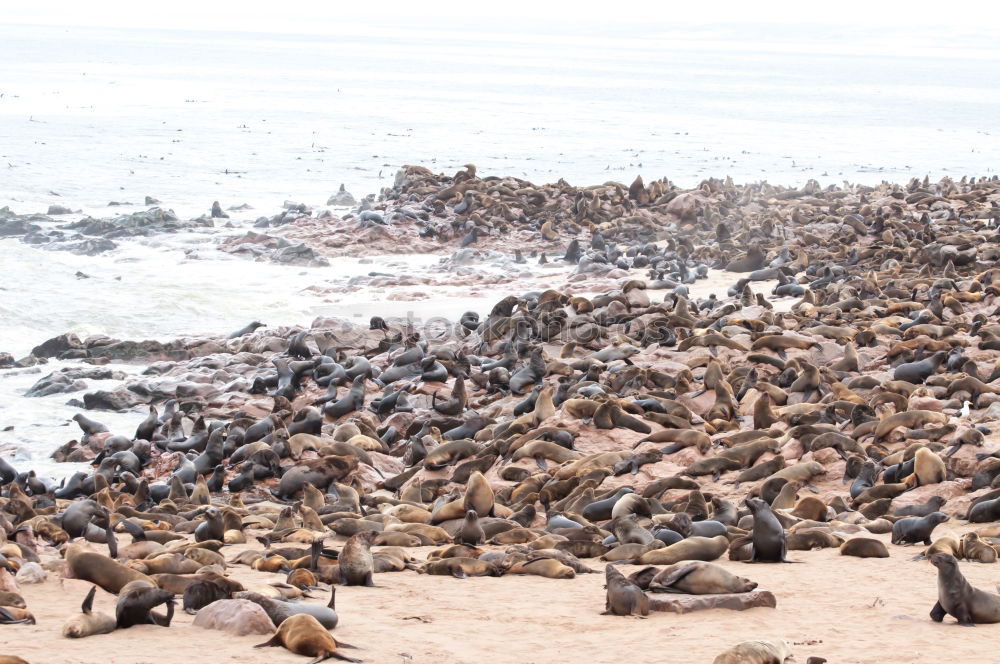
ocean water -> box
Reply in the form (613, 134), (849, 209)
(1, 19), (998, 475)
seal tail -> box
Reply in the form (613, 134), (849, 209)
(254, 635), (282, 649)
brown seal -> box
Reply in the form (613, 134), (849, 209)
(62, 586), (117, 638)
(960, 532), (998, 563)
(638, 535), (729, 565)
(456, 510), (485, 546)
(839, 538), (889, 558)
(463, 471), (495, 516)
(910, 447), (946, 485)
(648, 561), (757, 594)
(603, 564), (649, 616)
(506, 558), (575, 579)
(712, 640), (791, 664)
(930, 553), (1000, 625)
(64, 544), (155, 594)
(255, 613), (361, 662)
(422, 557), (501, 578)
(339, 531), (377, 586)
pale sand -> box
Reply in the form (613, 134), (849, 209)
(2, 526), (997, 664)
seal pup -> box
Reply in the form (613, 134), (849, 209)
(62, 586), (117, 638)
(255, 613), (361, 662)
(712, 640), (791, 664)
(339, 530), (377, 586)
(930, 553), (1000, 625)
(745, 498), (791, 563)
(603, 564), (649, 616)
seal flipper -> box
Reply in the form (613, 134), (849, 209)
(81, 585), (98, 614)
(534, 455), (548, 471)
(660, 443), (683, 455)
(649, 563), (698, 592)
(105, 519), (118, 559)
(254, 635), (282, 648)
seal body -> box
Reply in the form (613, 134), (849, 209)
(891, 512), (948, 545)
(930, 553), (1000, 625)
(603, 564), (649, 616)
(339, 530), (376, 586)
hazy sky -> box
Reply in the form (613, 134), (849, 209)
(8, 0), (1000, 34)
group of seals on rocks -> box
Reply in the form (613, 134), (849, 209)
(4, 168), (1000, 662)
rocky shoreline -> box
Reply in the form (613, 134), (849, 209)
(3, 167), (1000, 662)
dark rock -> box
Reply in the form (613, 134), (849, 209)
(25, 373), (88, 397)
(32, 333), (83, 359)
(47, 205), (73, 215)
(0, 352), (14, 368)
(82, 388), (145, 411)
(0, 218), (42, 237)
(14, 354), (45, 368)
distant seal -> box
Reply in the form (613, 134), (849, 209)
(839, 538), (889, 558)
(894, 350), (947, 383)
(746, 497), (790, 563)
(339, 530), (377, 586)
(893, 495), (946, 518)
(930, 553), (1000, 625)
(255, 613), (361, 662)
(648, 561), (757, 594)
(183, 580), (231, 614)
(62, 586), (117, 638)
(638, 535), (729, 565)
(456, 510), (485, 546)
(229, 321), (265, 339)
(712, 640), (791, 664)
(960, 533), (997, 564)
(891, 512), (949, 545)
(603, 564), (650, 616)
(422, 557), (501, 578)
(195, 507), (225, 543)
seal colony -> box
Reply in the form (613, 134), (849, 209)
(3, 166), (1000, 662)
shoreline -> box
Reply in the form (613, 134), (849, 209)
(2, 166), (1000, 663)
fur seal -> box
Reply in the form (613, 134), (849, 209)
(839, 538), (889, 558)
(930, 553), (1000, 625)
(637, 535), (729, 565)
(255, 613), (361, 662)
(456, 510), (485, 546)
(603, 564), (650, 616)
(745, 497), (790, 562)
(891, 512), (949, 545)
(960, 533), (997, 564)
(712, 640), (791, 664)
(649, 561), (757, 594)
(339, 531), (377, 586)
(62, 586), (117, 638)
(65, 545), (154, 594)
(116, 587), (175, 628)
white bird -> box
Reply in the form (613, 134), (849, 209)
(959, 400), (972, 418)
